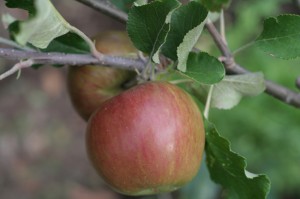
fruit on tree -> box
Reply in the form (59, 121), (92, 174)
(86, 81), (205, 196)
(67, 31), (137, 121)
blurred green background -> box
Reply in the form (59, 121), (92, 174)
(0, 0), (300, 199)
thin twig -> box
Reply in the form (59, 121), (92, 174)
(0, 59), (34, 80)
(0, 48), (145, 80)
(205, 21), (231, 58)
(232, 41), (255, 56)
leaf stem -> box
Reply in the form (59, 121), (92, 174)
(68, 26), (104, 60)
(220, 9), (227, 45)
(232, 41), (255, 56)
(0, 59), (34, 80)
(204, 85), (214, 119)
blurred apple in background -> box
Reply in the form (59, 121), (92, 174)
(67, 31), (137, 121)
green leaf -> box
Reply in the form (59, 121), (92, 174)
(205, 121), (271, 199)
(161, 2), (208, 71)
(6, 0), (73, 49)
(255, 14), (300, 59)
(192, 72), (266, 109)
(178, 52), (225, 84)
(197, 0), (231, 12)
(109, 0), (135, 13)
(127, 0), (180, 55)
(42, 33), (90, 54)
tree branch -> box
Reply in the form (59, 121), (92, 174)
(3, 0), (300, 108)
(74, 0), (300, 108)
(0, 48), (145, 80)
(205, 22), (300, 108)
(74, 0), (128, 23)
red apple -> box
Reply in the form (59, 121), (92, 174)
(86, 81), (205, 196)
(67, 31), (137, 121)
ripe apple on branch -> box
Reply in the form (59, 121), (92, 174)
(67, 31), (205, 196)
(86, 81), (205, 195)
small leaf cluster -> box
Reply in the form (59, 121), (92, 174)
(127, 0), (225, 84)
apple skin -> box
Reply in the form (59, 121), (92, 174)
(86, 81), (205, 196)
(67, 31), (137, 121)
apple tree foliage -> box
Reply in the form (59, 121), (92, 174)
(2, 0), (300, 198)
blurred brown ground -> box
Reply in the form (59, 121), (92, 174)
(0, 1), (125, 199)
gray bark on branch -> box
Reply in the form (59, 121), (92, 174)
(0, 47), (146, 80)
(0, 48), (145, 71)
